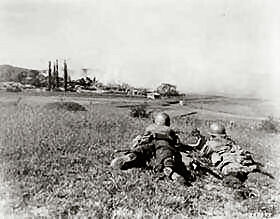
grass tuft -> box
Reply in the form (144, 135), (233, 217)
(44, 101), (87, 112)
(258, 116), (280, 133)
(129, 104), (149, 118)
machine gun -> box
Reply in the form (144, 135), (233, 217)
(181, 150), (223, 180)
(114, 148), (134, 154)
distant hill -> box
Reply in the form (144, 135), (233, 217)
(0, 65), (46, 86)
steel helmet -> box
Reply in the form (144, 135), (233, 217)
(209, 122), (226, 136)
(154, 112), (170, 126)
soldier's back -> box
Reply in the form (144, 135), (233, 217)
(145, 124), (174, 135)
(145, 124), (177, 142)
(206, 137), (233, 154)
(187, 135), (207, 151)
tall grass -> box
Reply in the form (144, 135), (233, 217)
(257, 116), (280, 133)
(0, 102), (279, 218)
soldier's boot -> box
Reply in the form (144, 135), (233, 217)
(110, 153), (137, 170)
(163, 167), (187, 185)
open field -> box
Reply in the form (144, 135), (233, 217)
(0, 91), (280, 218)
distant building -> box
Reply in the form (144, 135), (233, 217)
(147, 92), (161, 100)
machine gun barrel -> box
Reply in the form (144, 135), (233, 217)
(182, 149), (223, 179)
(191, 158), (223, 179)
(114, 149), (133, 154)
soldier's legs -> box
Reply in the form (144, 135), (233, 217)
(221, 163), (260, 200)
(159, 156), (194, 185)
(111, 143), (155, 170)
(221, 163), (249, 187)
(162, 157), (187, 185)
(110, 152), (138, 170)
(174, 159), (196, 183)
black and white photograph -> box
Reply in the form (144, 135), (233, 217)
(0, 0), (279, 218)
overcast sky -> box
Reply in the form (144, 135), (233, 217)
(0, 0), (279, 99)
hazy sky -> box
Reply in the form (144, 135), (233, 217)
(0, 0), (279, 99)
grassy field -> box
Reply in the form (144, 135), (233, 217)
(0, 92), (279, 218)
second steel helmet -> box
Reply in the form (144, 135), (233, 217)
(209, 122), (226, 136)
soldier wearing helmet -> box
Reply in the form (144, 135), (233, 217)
(201, 122), (235, 165)
(111, 112), (194, 185)
(208, 123), (227, 136)
(201, 122), (263, 191)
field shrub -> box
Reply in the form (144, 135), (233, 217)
(129, 104), (149, 118)
(258, 116), (280, 133)
(44, 101), (87, 112)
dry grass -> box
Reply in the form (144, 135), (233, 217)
(257, 116), (280, 133)
(44, 101), (87, 112)
(0, 96), (279, 218)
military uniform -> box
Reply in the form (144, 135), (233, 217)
(111, 112), (194, 184)
(202, 136), (256, 167)
(200, 136), (235, 166)
(201, 123), (259, 186)
(143, 124), (183, 172)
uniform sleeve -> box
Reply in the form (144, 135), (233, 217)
(187, 136), (202, 147)
(200, 141), (213, 156)
(170, 129), (181, 145)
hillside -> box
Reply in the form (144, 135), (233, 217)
(0, 64), (46, 86)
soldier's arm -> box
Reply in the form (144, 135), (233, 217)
(169, 129), (197, 152)
(169, 130), (184, 147)
(131, 130), (155, 147)
(187, 136), (202, 148)
(200, 142), (212, 157)
(131, 135), (143, 148)
(174, 136), (194, 152)
(177, 144), (195, 152)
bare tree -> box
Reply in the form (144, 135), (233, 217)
(56, 59), (59, 87)
(64, 60), (68, 91)
(53, 61), (56, 88)
(48, 61), (52, 91)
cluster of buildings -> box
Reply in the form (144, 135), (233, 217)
(0, 63), (182, 99)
